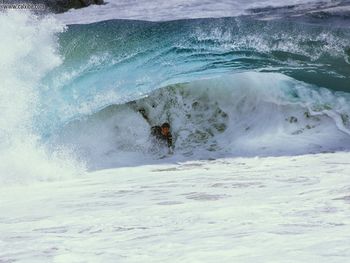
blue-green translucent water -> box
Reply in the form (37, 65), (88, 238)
(39, 17), (350, 132)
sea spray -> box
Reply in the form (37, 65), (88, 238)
(0, 11), (85, 185)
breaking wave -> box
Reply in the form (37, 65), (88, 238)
(1, 9), (350, 178)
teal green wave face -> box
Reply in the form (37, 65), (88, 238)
(38, 17), (350, 136)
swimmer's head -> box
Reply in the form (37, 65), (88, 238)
(161, 122), (170, 135)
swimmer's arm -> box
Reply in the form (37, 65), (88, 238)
(167, 134), (174, 154)
(167, 133), (173, 147)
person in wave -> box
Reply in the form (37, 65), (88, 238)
(137, 108), (174, 154)
(151, 123), (173, 152)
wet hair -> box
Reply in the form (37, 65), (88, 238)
(161, 122), (170, 128)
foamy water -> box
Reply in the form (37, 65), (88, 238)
(1, 152), (350, 262)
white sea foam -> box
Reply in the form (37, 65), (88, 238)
(1, 152), (350, 262)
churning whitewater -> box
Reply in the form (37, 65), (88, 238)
(57, 74), (350, 170)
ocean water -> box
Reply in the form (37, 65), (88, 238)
(1, 1), (350, 261)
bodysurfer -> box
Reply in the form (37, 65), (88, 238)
(151, 122), (173, 151)
(137, 108), (174, 154)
